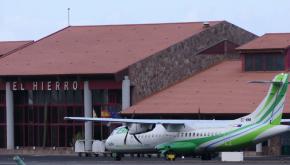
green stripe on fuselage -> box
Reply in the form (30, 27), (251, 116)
(217, 124), (274, 151)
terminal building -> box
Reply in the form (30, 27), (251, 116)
(0, 21), (289, 155)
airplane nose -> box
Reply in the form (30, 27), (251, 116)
(105, 138), (109, 148)
(105, 136), (112, 150)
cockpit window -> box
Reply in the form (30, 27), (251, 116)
(110, 127), (127, 135)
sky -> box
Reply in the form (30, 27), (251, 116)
(1, 0), (290, 41)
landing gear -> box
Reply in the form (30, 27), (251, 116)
(201, 153), (212, 160)
(165, 152), (176, 161)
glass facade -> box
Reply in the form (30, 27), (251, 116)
(13, 90), (84, 147)
(245, 54), (285, 71)
(92, 89), (121, 140)
(0, 86), (122, 148)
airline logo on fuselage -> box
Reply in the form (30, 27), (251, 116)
(116, 127), (128, 134)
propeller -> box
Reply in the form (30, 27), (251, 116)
(133, 134), (142, 144)
(124, 126), (129, 145)
(123, 109), (142, 145)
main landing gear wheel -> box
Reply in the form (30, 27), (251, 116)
(165, 152), (176, 161)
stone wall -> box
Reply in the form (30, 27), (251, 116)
(262, 136), (281, 156)
(128, 21), (257, 104)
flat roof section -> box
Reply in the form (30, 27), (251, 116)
(0, 41), (33, 57)
(237, 33), (290, 51)
(123, 60), (290, 114)
(0, 21), (221, 76)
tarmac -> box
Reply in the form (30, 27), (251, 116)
(0, 155), (290, 165)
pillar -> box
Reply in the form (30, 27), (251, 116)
(122, 76), (130, 110)
(84, 81), (92, 151)
(6, 82), (14, 150)
(256, 143), (262, 155)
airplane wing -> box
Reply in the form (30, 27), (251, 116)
(64, 117), (185, 125)
(281, 119), (290, 123)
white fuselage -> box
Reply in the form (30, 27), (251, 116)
(105, 120), (290, 153)
(105, 120), (234, 153)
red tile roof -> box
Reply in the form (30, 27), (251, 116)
(0, 21), (221, 76)
(123, 60), (290, 114)
(237, 33), (290, 51)
(0, 41), (33, 56)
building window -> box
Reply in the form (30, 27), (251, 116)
(245, 54), (285, 71)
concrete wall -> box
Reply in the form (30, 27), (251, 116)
(129, 21), (257, 104)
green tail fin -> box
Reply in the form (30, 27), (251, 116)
(240, 73), (288, 125)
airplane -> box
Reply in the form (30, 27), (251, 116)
(65, 73), (290, 161)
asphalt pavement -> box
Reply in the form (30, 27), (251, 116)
(0, 155), (290, 165)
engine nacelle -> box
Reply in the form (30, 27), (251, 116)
(127, 124), (155, 134)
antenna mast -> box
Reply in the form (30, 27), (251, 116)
(67, 8), (70, 26)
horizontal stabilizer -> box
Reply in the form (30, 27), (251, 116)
(248, 80), (283, 84)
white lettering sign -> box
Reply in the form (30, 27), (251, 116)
(47, 81), (51, 91)
(33, 82), (38, 90)
(64, 81), (69, 90)
(12, 82), (17, 91)
(55, 82), (60, 90)
(11, 81), (80, 91)
(72, 81), (78, 90)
